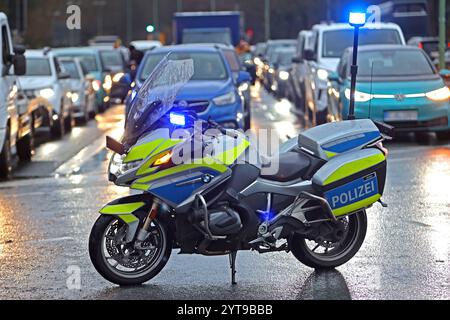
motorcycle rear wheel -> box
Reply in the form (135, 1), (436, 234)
(89, 213), (172, 286)
(290, 211), (367, 269)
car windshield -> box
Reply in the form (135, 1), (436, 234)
(266, 42), (296, 60)
(323, 29), (402, 58)
(276, 50), (296, 66)
(357, 49), (435, 77)
(60, 61), (80, 79)
(100, 50), (123, 69)
(140, 52), (227, 81)
(25, 58), (52, 76)
(124, 55), (194, 146)
(58, 54), (98, 72)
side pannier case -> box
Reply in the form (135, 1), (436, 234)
(312, 148), (387, 216)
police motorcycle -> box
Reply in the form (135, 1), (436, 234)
(89, 55), (391, 286)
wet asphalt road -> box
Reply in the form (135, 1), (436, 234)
(0, 85), (449, 300)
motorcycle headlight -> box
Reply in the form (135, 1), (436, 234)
(213, 91), (237, 106)
(279, 71), (290, 81)
(344, 88), (373, 102)
(425, 86), (450, 101)
(38, 88), (55, 99)
(109, 153), (140, 177)
(317, 68), (329, 81)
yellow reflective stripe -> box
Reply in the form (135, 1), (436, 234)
(118, 214), (139, 223)
(151, 139), (183, 156)
(324, 153), (385, 185)
(213, 139), (250, 165)
(100, 202), (145, 214)
(325, 151), (338, 158)
(131, 183), (149, 191)
(135, 160), (228, 184)
(124, 139), (165, 163)
(332, 194), (381, 216)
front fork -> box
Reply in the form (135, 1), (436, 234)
(134, 199), (160, 249)
(98, 194), (159, 244)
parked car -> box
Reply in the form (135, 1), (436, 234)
(0, 12), (30, 178)
(128, 45), (251, 130)
(54, 47), (114, 112)
(327, 45), (450, 140)
(262, 39), (296, 90)
(218, 44), (252, 129)
(58, 57), (97, 123)
(302, 22), (406, 126)
(290, 30), (313, 116)
(93, 47), (128, 103)
(271, 47), (296, 100)
(20, 49), (74, 138)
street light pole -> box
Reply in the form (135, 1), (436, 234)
(348, 11), (366, 120)
(439, 0), (446, 70)
(264, 0), (270, 41)
(348, 26), (360, 120)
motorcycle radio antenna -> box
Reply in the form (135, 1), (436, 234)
(368, 61), (374, 119)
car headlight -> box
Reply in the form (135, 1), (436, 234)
(344, 88), (373, 102)
(109, 153), (141, 177)
(317, 68), (329, 81)
(112, 72), (125, 83)
(71, 92), (79, 103)
(425, 87), (450, 101)
(39, 88), (55, 99)
(103, 74), (112, 90)
(92, 80), (101, 92)
(213, 91), (237, 106)
(279, 71), (290, 81)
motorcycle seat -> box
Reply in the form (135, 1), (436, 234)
(260, 151), (312, 183)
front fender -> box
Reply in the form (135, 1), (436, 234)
(99, 193), (154, 242)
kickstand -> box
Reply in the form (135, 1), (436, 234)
(229, 251), (237, 285)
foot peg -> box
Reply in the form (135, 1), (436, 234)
(378, 199), (388, 208)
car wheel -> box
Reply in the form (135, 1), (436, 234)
(0, 128), (12, 180)
(17, 129), (34, 162)
(64, 109), (74, 132)
(436, 131), (450, 141)
(50, 111), (65, 139)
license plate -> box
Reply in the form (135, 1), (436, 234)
(384, 110), (418, 122)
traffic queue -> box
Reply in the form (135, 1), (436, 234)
(254, 20), (450, 141)
(2, 8), (450, 180)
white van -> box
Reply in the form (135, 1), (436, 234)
(0, 12), (30, 179)
(303, 22), (406, 126)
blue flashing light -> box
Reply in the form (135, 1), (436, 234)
(170, 112), (186, 126)
(349, 11), (366, 27)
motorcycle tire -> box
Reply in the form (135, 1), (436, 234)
(89, 213), (172, 286)
(290, 211), (367, 269)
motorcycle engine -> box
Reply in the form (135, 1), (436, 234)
(205, 206), (243, 236)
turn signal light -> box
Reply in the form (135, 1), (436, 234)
(153, 152), (173, 166)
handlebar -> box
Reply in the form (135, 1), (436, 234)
(207, 119), (238, 139)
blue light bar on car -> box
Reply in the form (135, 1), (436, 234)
(349, 11), (366, 26)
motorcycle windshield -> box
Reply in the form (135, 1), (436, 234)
(124, 54), (194, 146)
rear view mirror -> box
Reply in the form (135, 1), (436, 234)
(58, 72), (71, 80)
(237, 71), (252, 85)
(13, 45), (26, 76)
(303, 49), (315, 61)
(328, 71), (340, 82)
(292, 56), (302, 64)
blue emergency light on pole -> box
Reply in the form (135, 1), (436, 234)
(348, 11), (367, 120)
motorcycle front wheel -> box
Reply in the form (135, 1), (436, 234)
(89, 213), (172, 286)
(290, 210), (367, 269)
